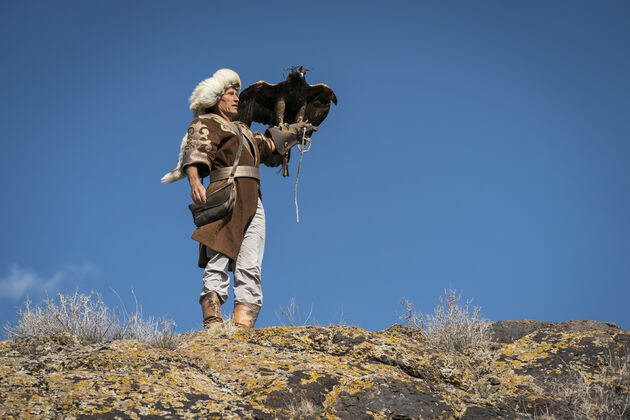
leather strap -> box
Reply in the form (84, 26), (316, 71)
(224, 122), (244, 181)
(210, 166), (260, 181)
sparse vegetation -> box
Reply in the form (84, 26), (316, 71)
(287, 395), (324, 418)
(522, 405), (557, 420)
(123, 304), (181, 349)
(552, 349), (630, 420)
(400, 288), (490, 354)
(275, 297), (315, 326)
(4, 290), (183, 349)
(201, 318), (239, 338)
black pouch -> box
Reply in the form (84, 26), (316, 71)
(188, 179), (236, 227)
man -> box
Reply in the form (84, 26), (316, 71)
(162, 68), (313, 328)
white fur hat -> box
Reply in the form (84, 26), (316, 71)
(189, 68), (241, 116)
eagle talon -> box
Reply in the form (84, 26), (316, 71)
(282, 153), (290, 177)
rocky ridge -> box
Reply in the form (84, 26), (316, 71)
(1, 320), (629, 419)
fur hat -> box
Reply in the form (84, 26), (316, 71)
(189, 68), (241, 117)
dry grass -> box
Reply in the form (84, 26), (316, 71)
(522, 405), (558, 420)
(275, 297), (315, 326)
(123, 305), (182, 349)
(202, 318), (239, 338)
(287, 395), (323, 418)
(553, 349), (630, 419)
(400, 288), (490, 354)
(274, 298), (349, 327)
(4, 290), (184, 349)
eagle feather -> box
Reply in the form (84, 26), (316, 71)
(236, 67), (337, 128)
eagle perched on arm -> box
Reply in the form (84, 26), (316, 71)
(235, 66), (337, 127)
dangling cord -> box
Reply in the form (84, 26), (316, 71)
(294, 127), (312, 223)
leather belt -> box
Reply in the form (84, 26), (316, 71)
(210, 166), (260, 181)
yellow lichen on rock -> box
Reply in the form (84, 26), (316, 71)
(1, 321), (628, 419)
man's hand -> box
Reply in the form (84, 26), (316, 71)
(185, 164), (207, 205)
(190, 181), (206, 205)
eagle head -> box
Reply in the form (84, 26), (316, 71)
(284, 66), (310, 81)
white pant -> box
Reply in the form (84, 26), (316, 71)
(200, 198), (265, 306)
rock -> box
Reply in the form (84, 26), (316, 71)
(488, 376), (500, 385)
(488, 320), (555, 343)
(488, 319), (622, 344)
(1, 321), (628, 419)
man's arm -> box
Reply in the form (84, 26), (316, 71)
(185, 164), (207, 205)
(182, 117), (220, 205)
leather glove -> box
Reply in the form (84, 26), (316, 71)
(266, 122), (318, 155)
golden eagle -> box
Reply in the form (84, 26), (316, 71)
(236, 66), (337, 127)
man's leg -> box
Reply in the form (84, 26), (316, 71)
(233, 198), (265, 327)
(200, 248), (231, 328)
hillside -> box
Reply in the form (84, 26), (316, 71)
(1, 320), (628, 419)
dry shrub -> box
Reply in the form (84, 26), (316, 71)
(400, 288), (490, 354)
(4, 290), (183, 349)
(5, 291), (120, 343)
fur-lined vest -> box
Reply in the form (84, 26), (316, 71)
(180, 113), (278, 266)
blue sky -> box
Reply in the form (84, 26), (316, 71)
(1, 1), (629, 334)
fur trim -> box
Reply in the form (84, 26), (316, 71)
(189, 69), (241, 117)
(160, 134), (188, 183)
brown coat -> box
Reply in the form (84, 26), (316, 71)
(180, 113), (277, 266)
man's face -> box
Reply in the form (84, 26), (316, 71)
(215, 87), (239, 119)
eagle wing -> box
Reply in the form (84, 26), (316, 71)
(235, 80), (280, 127)
(304, 83), (337, 126)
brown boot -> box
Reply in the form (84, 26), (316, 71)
(233, 302), (260, 328)
(200, 292), (223, 329)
